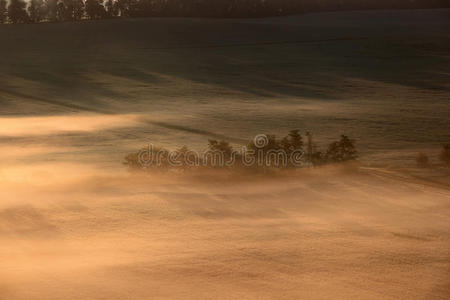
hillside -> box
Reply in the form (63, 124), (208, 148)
(1, 9), (449, 166)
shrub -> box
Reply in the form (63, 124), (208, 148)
(325, 135), (358, 163)
(124, 145), (170, 171)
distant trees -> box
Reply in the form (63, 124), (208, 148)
(85, 0), (105, 19)
(0, 0), (7, 24)
(105, 0), (119, 17)
(76, 0), (84, 19)
(325, 135), (358, 163)
(58, 0), (76, 21)
(117, 0), (141, 17)
(123, 132), (448, 173)
(244, 130), (305, 168)
(45, 0), (58, 21)
(208, 140), (234, 161)
(28, 0), (45, 23)
(281, 130), (303, 155)
(0, 0), (448, 25)
(124, 130), (359, 172)
(0, 0), (86, 23)
(72, 0), (86, 21)
(8, 0), (28, 23)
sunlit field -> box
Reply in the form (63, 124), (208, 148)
(0, 9), (449, 299)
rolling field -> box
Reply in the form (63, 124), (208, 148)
(0, 8), (449, 300)
(0, 9), (449, 165)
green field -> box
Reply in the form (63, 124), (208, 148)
(1, 9), (449, 166)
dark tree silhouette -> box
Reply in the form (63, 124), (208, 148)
(56, 0), (67, 21)
(1, 0), (449, 25)
(46, 0), (59, 21)
(279, 130), (304, 167)
(116, 0), (138, 17)
(0, 0), (7, 23)
(208, 140), (233, 156)
(247, 134), (286, 168)
(85, 0), (106, 19)
(28, 0), (46, 23)
(60, 0), (72, 20)
(124, 130), (359, 172)
(105, 0), (119, 17)
(325, 135), (358, 163)
(56, 0), (85, 21)
(60, 0), (73, 21)
(207, 139), (235, 167)
(283, 130), (303, 152)
(70, 0), (86, 20)
(8, 0), (29, 23)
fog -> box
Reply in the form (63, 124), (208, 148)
(1, 136), (450, 299)
(0, 8), (449, 300)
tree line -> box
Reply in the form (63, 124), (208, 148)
(124, 131), (358, 172)
(0, 0), (448, 24)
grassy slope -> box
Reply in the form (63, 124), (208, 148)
(0, 9), (449, 166)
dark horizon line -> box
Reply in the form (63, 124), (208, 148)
(1, 0), (449, 26)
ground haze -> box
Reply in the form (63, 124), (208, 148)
(0, 8), (449, 300)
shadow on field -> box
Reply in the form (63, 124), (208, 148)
(0, 9), (449, 115)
